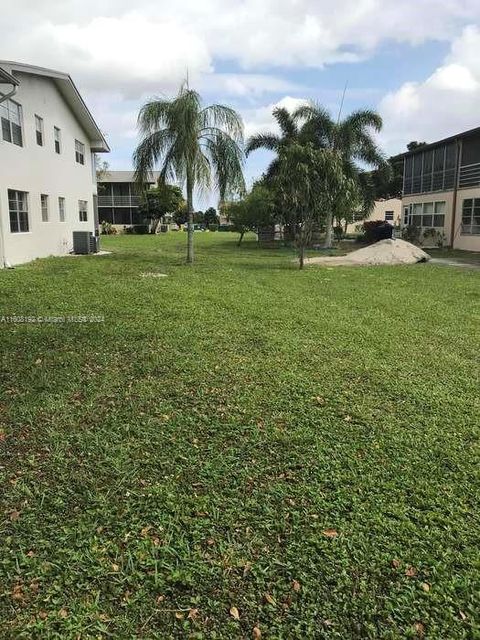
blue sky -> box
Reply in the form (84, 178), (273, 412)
(4, 1), (480, 209)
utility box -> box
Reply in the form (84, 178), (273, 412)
(73, 231), (92, 254)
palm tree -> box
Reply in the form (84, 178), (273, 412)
(245, 107), (308, 179)
(294, 104), (387, 247)
(246, 107), (307, 242)
(246, 104), (387, 248)
(133, 83), (245, 263)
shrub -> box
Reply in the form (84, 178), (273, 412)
(402, 225), (421, 244)
(100, 221), (117, 235)
(209, 224), (219, 232)
(133, 225), (150, 234)
(363, 220), (393, 243)
(333, 225), (344, 241)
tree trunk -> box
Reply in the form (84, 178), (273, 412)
(295, 222), (305, 269)
(186, 176), (194, 264)
(323, 209), (334, 248)
(237, 231), (245, 246)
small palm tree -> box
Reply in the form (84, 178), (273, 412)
(295, 104), (387, 247)
(133, 83), (245, 263)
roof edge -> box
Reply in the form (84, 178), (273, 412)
(0, 60), (109, 153)
(392, 124), (480, 161)
(0, 66), (20, 86)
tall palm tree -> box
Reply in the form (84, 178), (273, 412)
(133, 83), (245, 263)
(294, 104), (387, 247)
(245, 107), (307, 179)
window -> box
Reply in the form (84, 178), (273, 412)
(433, 201), (446, 228)
(0, 99), (23, 146)
(41, 194), (49, 222)
(461, 198), (480, 235)
(75, 140), (85, 165)
(385, 211), (394, 221)
(58, 197), (66, 222)
(54, 127), (61, 154)
(403, 142), (457, 195)
(8, 190), (29, 233)
(405, 201), (446, 229)
(79, 200), (88, 222)
(35, 115), (44, 146)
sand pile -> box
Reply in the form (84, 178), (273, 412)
(305, 239), (430, 267)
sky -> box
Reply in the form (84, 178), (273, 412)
(3, 1), (480, 208)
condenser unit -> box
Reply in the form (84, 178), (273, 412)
(72, 231), (92, 254)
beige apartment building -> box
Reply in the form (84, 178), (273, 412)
(394, 128), (480, 251)
(346, 197), (402, 235)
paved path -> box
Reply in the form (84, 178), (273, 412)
(430, 258), (480, 269)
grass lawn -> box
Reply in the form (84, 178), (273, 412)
(1, 232), (479, 639)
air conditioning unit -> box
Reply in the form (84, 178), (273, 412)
(73, 231), (92, 254)
(89, 235), (100, 253)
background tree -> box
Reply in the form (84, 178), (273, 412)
(138, 182), (185, 232)
(193, 211), (205, 224)
(95, 158), (110, 181)
(273, 143), (346, 268)
(173, 206), (188, 227)
(407, 141), (427, 151)
(228, 184), (276, 246)
(204, 207), (219, 228)
(133, 83), (245, 263)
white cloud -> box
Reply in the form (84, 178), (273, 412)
(3, 1), (480, 94)
(3, 0), (480, 189)
(380, 25), (480, 154)
(243, 96), (309, 138)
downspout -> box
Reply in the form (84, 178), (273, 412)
(0, 83), (18, 268)
(450, 138), (461, 249)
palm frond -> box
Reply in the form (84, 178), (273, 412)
(272, 107), (298, 140)
(137, 99), (172, 135)
(295, 103), (335, 148)
(245, 133), (281, 155)
(341, 109), (383, 134)
(202, 128), (245, 200)
(133, 130), (175, 186)
(201, 104), (244, 143)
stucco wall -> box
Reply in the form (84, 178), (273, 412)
(401, 191), (455, 246)
(0, 71), (97, 266)
(346, 198), (401, 234)
(453, 187), (480, 251)
(401, 187), (480, 250)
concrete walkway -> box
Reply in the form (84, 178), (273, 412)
(430, 258), (480, 269)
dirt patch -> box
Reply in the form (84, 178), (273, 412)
(305, 239), (430, 267)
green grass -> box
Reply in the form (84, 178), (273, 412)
(1, 232), (479, 639)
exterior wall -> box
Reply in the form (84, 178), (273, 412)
(401, 187), (480, 250)
(0, 72), (97, 266)
(453, 187), (480, 251)
(346, 198), (401, 234)
(401, 191), (455, 246)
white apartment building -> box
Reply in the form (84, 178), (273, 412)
(0, 61), (109, 267)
